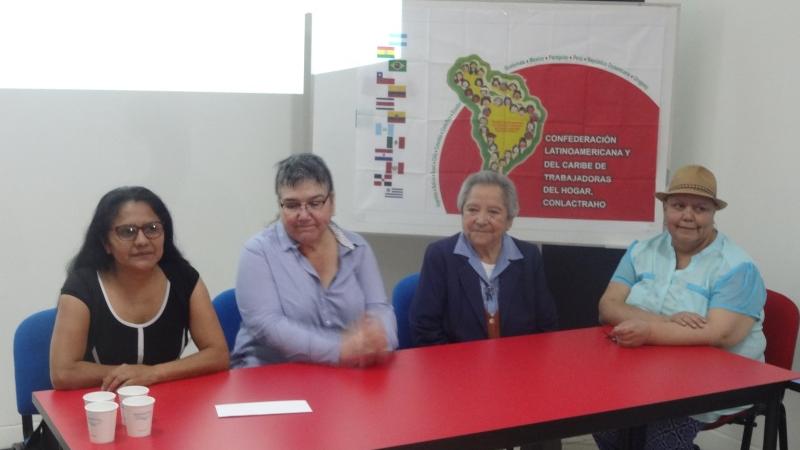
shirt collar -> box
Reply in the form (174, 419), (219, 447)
(454, 232), (522, 280)
(276, 221), (355, 252)
(690, 229), (723, 258)
(662, 229), (723, 260)
(329, 222), (355, 250)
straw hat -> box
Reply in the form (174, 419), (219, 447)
(655, 165), (727, 210)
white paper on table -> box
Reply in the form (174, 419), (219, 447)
(215, 400), (312, 418)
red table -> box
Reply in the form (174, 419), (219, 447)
(34, 327), (799, 449)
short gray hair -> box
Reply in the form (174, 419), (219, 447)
(275, 153), (334, 196)
(456, 171), (519, 219)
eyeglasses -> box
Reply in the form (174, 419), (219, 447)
(279, 194), (330, 214)
(113, 222), (164, 241)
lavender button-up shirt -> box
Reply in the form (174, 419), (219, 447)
(231, 221), (398, 367)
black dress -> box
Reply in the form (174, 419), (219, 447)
(60, 260), (199, 365)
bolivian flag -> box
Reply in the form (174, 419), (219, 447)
(377, 46), (395, 59)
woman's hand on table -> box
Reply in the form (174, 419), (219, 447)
(101, 364), (161, 391)
(609, 319), (651, 347)
(669, 311), (707, 329)
(340, 316), (391, 368)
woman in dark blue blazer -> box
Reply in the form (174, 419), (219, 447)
(410, 171), (558, 346)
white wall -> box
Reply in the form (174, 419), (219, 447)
(1, 0), (799, 448)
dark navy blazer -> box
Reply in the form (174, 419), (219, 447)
(410, 233), (558, 346)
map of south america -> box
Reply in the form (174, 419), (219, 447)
(447, 55), (547, 175)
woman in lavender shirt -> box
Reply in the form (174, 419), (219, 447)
(231, 153), (398, 368)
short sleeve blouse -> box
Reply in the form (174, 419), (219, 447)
(611, 231), (766, 360)
(60, 260), (199, 365)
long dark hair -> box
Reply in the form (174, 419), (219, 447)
(68, 186), (188, 273)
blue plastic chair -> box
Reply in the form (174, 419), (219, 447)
(392, 273), (419, 350)
(212, 289), (242, 353)
(13, 308), (57, 439)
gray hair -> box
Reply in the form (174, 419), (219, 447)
(275, 153), (334, 196)
(456, 170), (519, 219)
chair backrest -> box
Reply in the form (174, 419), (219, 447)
(543, 244), (626, 330)
(212, 289), (242, 353)
(13, 308), (57, 417)
(763, 289), (800, 370)
(392, 273), (419, 350)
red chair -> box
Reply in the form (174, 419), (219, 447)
(701, 289), (799, 450)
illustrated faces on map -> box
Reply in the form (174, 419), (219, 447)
(663, 194), (717, 253)
(462, 183), (512, 257)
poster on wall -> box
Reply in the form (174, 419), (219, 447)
(326, 1), (678, 247)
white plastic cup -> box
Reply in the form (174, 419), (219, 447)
(122, 395), (156, 437)
(82, 391), (116, 405)
(117, 385), (149, 425)
(85, 401), (118, 444)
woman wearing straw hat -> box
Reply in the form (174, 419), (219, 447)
(594, 165), (767, 450)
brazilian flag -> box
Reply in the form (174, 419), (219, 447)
(388, 59), (407, 72)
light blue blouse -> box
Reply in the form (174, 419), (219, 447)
(612, 231), (767, 422)
(231, 221), (398, 367)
